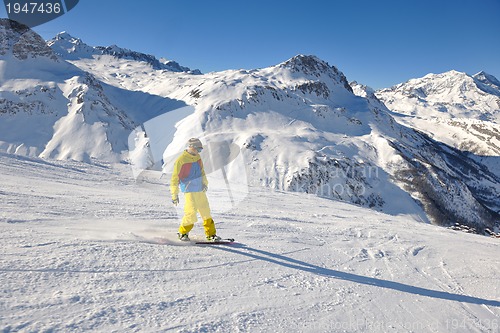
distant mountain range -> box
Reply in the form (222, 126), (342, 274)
(48, 31), (201, 74)
(375, 70), (500, 157)
(1, 19), (498, 235)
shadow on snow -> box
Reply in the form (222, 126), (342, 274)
(216, 244), (500, 307)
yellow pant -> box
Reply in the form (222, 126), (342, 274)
(179, 191), (216, 237)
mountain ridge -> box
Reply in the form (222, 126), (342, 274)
(0, 19), (58, 61)
(48, 31), (201, 74)
(1, 20), (499, 234)
(376, 70), (500, 121)
(374, 70), (500, 158)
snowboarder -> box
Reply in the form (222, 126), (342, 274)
(170, 138), (221, 241)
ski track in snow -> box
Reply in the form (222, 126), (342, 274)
(1, 153), (499, 332)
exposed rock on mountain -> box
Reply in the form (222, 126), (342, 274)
(48, 31), (201, 73)
(0, 19), (58, 60)
(1, 21), (498, 233)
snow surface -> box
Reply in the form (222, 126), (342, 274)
(48, 50), (434, 222)
(1, 152), (499, 332)
(374, 71), (500, 156)
(376, 70), (500, 122)
(2, 22), (500, 233)
(3, 23), (499, 231)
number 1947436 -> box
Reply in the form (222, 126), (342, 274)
(6, 2), (62, 14)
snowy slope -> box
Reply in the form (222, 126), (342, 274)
(372, 71), (500, 206)
(2, 21), (499, 232)
(376, 70), (500, 122)
(0, 19), (131, 161)
(68, 49), (500, 232)
(1, 152), (499, 332)
(374, 71), (500, 156)
(48, 31), (201, 74)
(0, 19), (185, 162)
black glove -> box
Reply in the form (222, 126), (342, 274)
(172, 196), (179, 206)
(202, 184), (208, 192)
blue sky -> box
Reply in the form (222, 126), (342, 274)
(2, 0), (500, 89)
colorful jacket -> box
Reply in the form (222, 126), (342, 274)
(170, 150), (208, 198)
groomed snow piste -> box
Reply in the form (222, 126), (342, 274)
(1, 152), (499, 332)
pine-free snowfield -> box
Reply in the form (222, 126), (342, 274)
(1, 152), (499, 333)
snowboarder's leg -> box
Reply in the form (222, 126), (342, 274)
(194, 192), (216, 237)
(203, 218), (216, 237)
(179, 193), (197, 235)
(179, 222), (194, 235)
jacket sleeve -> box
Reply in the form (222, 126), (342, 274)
(201, 159), (208, 186)
(170, 157), (181, 198)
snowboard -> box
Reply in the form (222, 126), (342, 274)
(195, 238), (235, 245)
(130, 232), (235, 246)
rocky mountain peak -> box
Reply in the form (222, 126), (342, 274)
(278, 54), (353, 93)
(47, 32), (201, 74)
(50, 31), (87, 47)
(280, 54), (330, 74)
(379, 70), (482, 99)
(0, 19), (58, 61)
(350, 81), (376, 97)
(52, 31), (77, 41)
(473, 71), (500, 94)
(47, 31), (94, 59)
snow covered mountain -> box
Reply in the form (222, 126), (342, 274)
(1, 20), (499, 233)
(377, 70), (500, 122)
(375, 71), (500, 156)
(0, 19), (129, 161)
(0, 19), (186, 162)
(84, 52), (499, 233)
(48, 31), (201, 74)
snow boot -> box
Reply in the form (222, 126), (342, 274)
(178, 233), (190, 241)
(206, 235), (222, 242)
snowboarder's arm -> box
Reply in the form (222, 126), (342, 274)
(201, 159), (208, 187)
(170, 159), (181, 199)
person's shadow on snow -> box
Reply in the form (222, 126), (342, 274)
(215, 244), (500, 307)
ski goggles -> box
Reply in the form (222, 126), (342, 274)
(190, 145), (203, 153)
